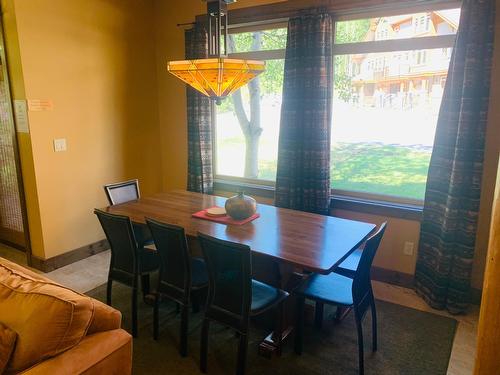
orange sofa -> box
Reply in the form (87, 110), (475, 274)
(0, 257), (132, 375)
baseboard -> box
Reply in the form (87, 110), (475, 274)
(371, 266), (415, 289)
(30, 239), (109, 273)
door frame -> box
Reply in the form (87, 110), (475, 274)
(0, 16), (32, 263)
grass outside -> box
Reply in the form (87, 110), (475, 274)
(217, 140), (431, 201)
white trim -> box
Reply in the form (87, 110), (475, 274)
(228, 49), (285, 60)
(333, 34), (456, 55)
(333, 0), (461, 21)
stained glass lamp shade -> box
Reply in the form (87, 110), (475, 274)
(167, 57), (265, 102)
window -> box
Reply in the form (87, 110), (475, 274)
(214, 6), (461, 205)
(331, 8), (460, 202)
(214, 27), (287, 182)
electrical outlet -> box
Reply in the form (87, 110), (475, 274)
(53, 138), (67, 152)
(403, 241), (414, 256)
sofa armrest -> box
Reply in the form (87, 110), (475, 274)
(87, 299), (122, 335)
(20, 329), (132, 375)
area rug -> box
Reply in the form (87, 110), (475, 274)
(87, 283), (457, 375)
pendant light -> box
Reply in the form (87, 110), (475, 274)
(167, 0), (265, 105)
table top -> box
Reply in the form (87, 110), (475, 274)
(104, 190), (376, 274)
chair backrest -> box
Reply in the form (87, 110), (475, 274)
(104, 179), (140, 205)
(352, 222), (387, 309)
(197, 232), (252, 331)
(146, 218), (191, 303)
(94, 209), (138, 277)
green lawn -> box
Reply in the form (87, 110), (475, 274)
(330, 142), (431, 200)
(217, 141), (431, 201)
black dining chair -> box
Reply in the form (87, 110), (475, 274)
(294, 222), (387, 375)
(314, 246), (364, 325)
(145, 218), (208, 356)
(103, 179), (154, 249)
(197, 233), (289, 375)
(94, 209), (160, 337)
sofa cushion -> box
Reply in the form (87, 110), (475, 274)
(0, 258), (95, 373)
(0, 322), (16, 373)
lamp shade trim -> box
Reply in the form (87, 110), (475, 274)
(167, 57), (265, 100)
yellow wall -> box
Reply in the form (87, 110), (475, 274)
(2, 0), (162, 258)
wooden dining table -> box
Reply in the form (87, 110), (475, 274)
(105, 190), (376, 355)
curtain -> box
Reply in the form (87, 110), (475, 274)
(415, 0), (496, 314)
(186, 25), (213, 194)
(275, 13), (333, 215)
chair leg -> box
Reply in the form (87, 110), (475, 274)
(106, 279), (112, 306)
(200, 318), (210, 373)
(275, 301), (284, 356)
(371, 298), (378, 352)
(153, 293), (160, 340)
(180, 304), (189, 357)
(192, 292), (200, 314)
(141, 274), (150, 297)
(294, 296), (305, 355)
(355, 311), (365, 375)
(314, 301), (324, 329)
(335, 306), (352, 322)
(132, 286), (138, 338)
(236, 333), (248, 375)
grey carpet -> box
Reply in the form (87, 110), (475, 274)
(87, 283), (457, 375)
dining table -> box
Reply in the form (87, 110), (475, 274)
(105, 190), (376, 355)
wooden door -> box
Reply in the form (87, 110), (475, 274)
(474, 154), (500, 374)
(0, 19), (25, 248)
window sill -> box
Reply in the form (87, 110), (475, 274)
(213, 179), (423, 221)
(331, 195), (423, 222)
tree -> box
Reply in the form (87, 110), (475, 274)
(228, 33), (262, 178)
(333, 19), (371, 102)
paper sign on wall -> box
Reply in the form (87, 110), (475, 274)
(13, 100), (29, 133)
(28, 99), (53, 111)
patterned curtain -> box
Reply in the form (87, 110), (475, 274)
(415, 0), (496, 314)
(186, 25), (213, 194)
(275, 13), (333, 215)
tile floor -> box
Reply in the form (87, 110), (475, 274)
(0, 243), (477, 375)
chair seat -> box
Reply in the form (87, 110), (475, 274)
(298, 273), (354, 306)
(335, 248), (363, 277)
(139, 248), (160, 273)
(250, 280), (289, 315)
(191, 257), (208, 288)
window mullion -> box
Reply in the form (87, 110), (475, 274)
(333, 34), (456, 55)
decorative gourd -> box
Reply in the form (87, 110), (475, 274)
(224, 192), (257, 220)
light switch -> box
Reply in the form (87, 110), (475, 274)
(53, 138), (67, 152)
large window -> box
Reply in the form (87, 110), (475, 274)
(215, 27), (286, 182)
(214, 7), (461, 203)
(331, 9), (460, 202)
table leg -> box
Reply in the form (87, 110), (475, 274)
(253, 259), (304, 357)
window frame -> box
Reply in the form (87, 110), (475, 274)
(212, 2), (460, 208)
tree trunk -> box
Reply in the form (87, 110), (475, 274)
(227, 32), (263, 179)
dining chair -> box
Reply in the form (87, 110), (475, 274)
(103, 179), (154, 249)
(197, 233), (289, 375)
(294, 222), (387, 375)
(94, 209), (160, 338)
(314, 247), (363, 325)
(103, 179), (141, 205)
(145, 218), (208, 356)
